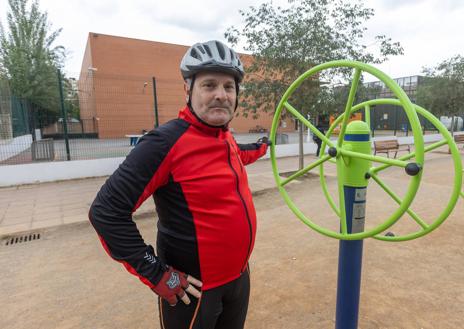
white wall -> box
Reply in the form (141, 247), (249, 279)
(0, 157), (124, 186)
(0, 144), (316, 186)
(373, 133), (442, 145)
(261, 142), (317, 159)
(0, 133), (443, 187)
(0, 134), (32, 161)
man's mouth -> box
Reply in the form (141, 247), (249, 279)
(209, 107), (229, 112)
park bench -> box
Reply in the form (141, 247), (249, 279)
(449, 134), (464, 153)
(125, 134), (143, 146)
(125, 130), (148, 146)
(374, 138), (411, 158)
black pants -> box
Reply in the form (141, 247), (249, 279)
(316, 141), (322, 156)
(158, 270), (250, 329)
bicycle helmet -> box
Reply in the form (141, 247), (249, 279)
(180, 40), (244, 82)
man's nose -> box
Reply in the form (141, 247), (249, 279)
(214, 86), (228, 101)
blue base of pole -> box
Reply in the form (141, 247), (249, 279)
(335, 186), (366, 329)
(335, 240), (363, 329)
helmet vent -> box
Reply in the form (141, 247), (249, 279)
(203, 44), (212, 57)
(190, 48), (201, 60)
(229, 49), (235, 59)
(216, 41), (225, 60)
(197, 45), (206, 54)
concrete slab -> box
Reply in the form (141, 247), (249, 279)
(0, 155), (310, 236)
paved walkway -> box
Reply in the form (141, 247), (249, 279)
(1, 146), (461, 237)
(0, 155), (315, 237)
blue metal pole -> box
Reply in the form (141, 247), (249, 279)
(335, 122), (371, 329)
(335, 186), (366, 329)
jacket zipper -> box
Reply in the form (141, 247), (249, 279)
(232, 147), (244, 174)
(225, 141), (252, 273)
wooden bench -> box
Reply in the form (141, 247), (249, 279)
(449, 134), (464, 153)
(125, 134), (143, 146)
(374, 138), (411, 158)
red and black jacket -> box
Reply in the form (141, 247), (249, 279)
(89, 106), (268, 290)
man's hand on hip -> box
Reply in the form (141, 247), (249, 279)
(152, 266), (202, 306)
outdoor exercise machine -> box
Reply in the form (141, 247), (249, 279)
(269, 60), (463, 329)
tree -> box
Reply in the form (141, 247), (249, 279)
(64, 77), (80, 119)
(225, 0), (403, 121)
(226, 0), (403, 168)
(0, 0), (65, 119)
(416, 55), (464, 133)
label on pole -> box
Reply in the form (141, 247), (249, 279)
(354, 189), (366, 202)
(352, 188), (366, 233)
(352, 204), (365, 233)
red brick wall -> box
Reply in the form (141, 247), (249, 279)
(80, 33), (295, 138)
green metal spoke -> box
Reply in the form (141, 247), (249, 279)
(339, 148), (410, 168)
(337, 68), (362, 147)
(371, 139), (448, 174)
(364, 104), (371, 133)
(280, 154), (332, 187)
(370, 173), (429, 229)
(336, 156), (348, 235)
(283, 102), (335, 148)
(461, 170), (464, 199)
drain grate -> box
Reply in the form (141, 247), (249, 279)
(4, 233), (41, 246)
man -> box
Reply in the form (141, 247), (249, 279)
(313, 123), (325, 156)
(89, 40), (269, 329)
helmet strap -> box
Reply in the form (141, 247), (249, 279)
(234, 79), (239, 112)
(186, 75), (196, 107)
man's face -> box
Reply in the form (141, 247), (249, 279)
(185, 72), (237, 126)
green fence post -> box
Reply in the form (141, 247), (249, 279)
(152, 77), (159, 128)
(57, 69), (71, 161)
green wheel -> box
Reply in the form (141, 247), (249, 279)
(270, 60), (425, 240)
(319, 99), (463, 241)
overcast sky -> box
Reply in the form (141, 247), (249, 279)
(0, 0), (463, 81)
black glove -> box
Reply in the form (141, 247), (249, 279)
(257, 136), (271, 146)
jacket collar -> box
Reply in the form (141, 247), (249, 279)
(178, 105), (229, 136)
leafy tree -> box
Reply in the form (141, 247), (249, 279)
(225, 0), (404, 121)
(416, 55), (464, 132)
(0, 0), (65, 120)
(64, 77), (80, 119)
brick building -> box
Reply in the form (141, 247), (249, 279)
(79, 33), (293, 138)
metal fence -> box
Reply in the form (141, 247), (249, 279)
(1, 71), (463, 166)
(0, 70), (173, 165)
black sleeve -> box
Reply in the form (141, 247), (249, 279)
(89, 129), (174, 287)
(236, 142), (268, 165)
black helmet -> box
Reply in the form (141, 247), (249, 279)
(180, 40), (244, 82)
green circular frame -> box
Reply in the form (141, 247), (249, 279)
(270, 60), (425, 240)
(318, 99), (463, 241)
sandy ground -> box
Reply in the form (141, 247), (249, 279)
(1, 152), (463, 329)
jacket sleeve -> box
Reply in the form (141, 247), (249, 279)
(89, 130), (172, 288)
(235, 142), (268, 165)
